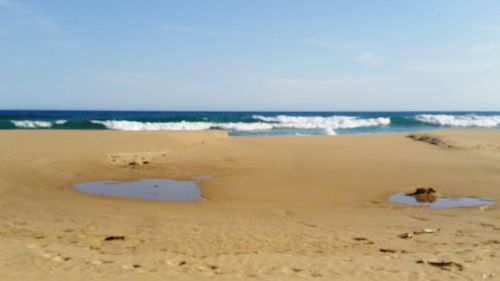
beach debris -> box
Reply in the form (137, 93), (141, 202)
(379, 248), (397, 253)
(353, 237), (374, 244)
(128, 158), (149, 166)
(104, 236), (125, 241)
(406, 187), (440, 203)
(379, 248), (408, 254)
(353, 237), (369, 241)
(399, 228), (440, 239)
(416, 260), (464, 271)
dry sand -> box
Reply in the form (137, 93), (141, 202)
(0, 130), (499, 280)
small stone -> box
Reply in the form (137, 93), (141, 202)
(104, 236), (125, 241)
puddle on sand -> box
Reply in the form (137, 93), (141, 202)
(73, 178), (204, 202)
(389, 193), (495, 208)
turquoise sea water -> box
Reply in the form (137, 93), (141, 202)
(1, 110), (500, 136)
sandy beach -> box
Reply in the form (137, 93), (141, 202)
(1, 130), (499, 280)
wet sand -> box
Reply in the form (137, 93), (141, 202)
(0, 130), (499, 280)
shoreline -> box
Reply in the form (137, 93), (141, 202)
(1, 129), (499, 280)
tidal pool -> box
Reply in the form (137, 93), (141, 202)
(389, 193), (495, 208)
(74, 178), (203, 202)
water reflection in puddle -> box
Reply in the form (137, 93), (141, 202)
(74, 178), (204, 202)
(389, 193), (495, 208)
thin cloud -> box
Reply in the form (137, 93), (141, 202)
(163, 25), (241, 36)
(355, 51), (383, 66)
(163, 25), (354, 50)
(478, 25), (500, 32)
(265, 76), (392, 90)
(79, 70), (166, 86)
(468, 43), (500, 52)
(299, 38), (351, 49)
(163, 25), (196, 32)
(0, 0), (61, 44)
(406, 61), (495, 73)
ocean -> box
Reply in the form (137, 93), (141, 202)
(1, 110), (500, 136)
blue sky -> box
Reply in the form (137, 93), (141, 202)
(1, 0), (500, 111)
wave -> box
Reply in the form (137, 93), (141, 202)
(253, 115), (390, 135)
(5, 112), (500, 134)
(10, 120), (67, 128)
(11, 120), (49, 128)
(323, 127), (337, 135)
(54, 120), (67, 125)
(91, 120), (274, 131)
(92, 115), (390, 135)
(415, 114), (500, 127)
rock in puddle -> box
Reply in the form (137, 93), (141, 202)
(406, 187), (440, 203)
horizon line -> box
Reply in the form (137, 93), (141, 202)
(1, 109), (500, 113)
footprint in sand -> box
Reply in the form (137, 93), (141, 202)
(166, 260), (187, 267)
(196, 264), (220, 275)
(41, 252), (71, 263)
(89, 260), (113, 265)
(106, 153), (153, 167)
(281, 267), (303, 275)
(280, 267), (322, 278)
(106, 150), (174, 167)
(121, 263), (142, 272)
(52, 256), (71, 262)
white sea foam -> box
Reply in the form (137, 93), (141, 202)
(55, 120), (67, 125)
(92, 115), (390, 135)
(90, 120), (274, 131)
(253, 115), (390, 130)
(11, 120), (53, 128)
(323, 127), (337, 135)
(91, 120), (212, 131)
(415, 114), (500, 127)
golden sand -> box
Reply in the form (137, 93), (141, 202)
(0, 130), (499, 280)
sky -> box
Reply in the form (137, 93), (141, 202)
(1, 0), (500, 111)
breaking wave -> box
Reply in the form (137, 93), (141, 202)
(54, 120), (67, 125)
(90, 120), (274, 131)
(415, 114), (500, 127)
(10, 120), (67, 128)
(4, 111), (500, 134)
(91, 115), (390, 135)
(253, 115), (390, 135)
